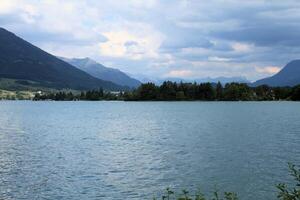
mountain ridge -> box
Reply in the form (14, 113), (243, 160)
(61, 57), (141, 88)
(130, 75), (249, 85)
(0, 27), (124, 91)
(253, 60), (300, 87)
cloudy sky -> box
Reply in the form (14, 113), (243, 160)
(1, 0), (300, 81)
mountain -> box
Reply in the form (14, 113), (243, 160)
(129, 74), (162, 85)
(0, 27), (124, 91)
(253, 60), (300, 87)
(194, 76), (249, 84)
(131, 74), (249, 85)
(61, 57), (141, 88)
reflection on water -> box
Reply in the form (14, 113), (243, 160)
(0, 101), (300, 200)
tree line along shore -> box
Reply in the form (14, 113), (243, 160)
(31, 81), (300, 101)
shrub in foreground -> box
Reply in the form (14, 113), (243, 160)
(153, 163), (300, 200)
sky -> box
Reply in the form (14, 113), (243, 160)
(1, 0), (300, 81)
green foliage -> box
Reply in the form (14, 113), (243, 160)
(159, 81), (177, 100)
(291, 86), (300, 101)
(31, 81), (300, 101)
(254, 85), (274, 100)
(153, 164), (300, 200)
(277, 163), (300, 200)
(0, 78), (47, 91)
(153, 187), (238, 200)
(273, 87), (293, 100)
(130, 82), (300, 101)
(195, 83), (216, 100)
(85, 89), (104, 100)
(176, 91), (186, 100)
(223, 83), (252, 101)
(137, 83), (159, 100)
(33, 88), (121, 101)
(128, 81), (300, 101)
(216, 82), (223, 100)
(224, 192), (238, 200)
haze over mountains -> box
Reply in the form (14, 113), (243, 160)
(61, 57), (141, 88)
(131, 63), (300, 87)
(132, 75), (250, 85)
(0, 28), (124, 91)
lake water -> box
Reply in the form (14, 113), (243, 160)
(0, 101), (300, 200)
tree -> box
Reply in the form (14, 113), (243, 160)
(216, 82), (223, 100)
(254, 85), (273, 100)
(176, 91), (186, 100)
(185, 82), (197, 100)
(159, 81), (177, 100)
(137, 83), (158, 100)
(80, 91), (86, 100)
(223, 83), (252, 101)
(291, 85), (300, 101)
(273, 87), (292, 100)
(195, 83), (215, 100)
(66, 92), (74, 100)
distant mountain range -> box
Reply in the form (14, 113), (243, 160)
(195, 76), (250, 84)
(131, 75), (250, 85)
(253, 60), (300, 87)
(0, 27), (124, 91)
(137, 61), (300, 87)
(61, 57), (141, 88)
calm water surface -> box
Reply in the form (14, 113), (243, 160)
(0, 101), (300, 200)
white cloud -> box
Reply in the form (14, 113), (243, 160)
(232, 43), (253, 52)
(1, 0), (300, 80)
(166, 70), (193, 78)
(99, 24), (164, 60)
(255, 66), (281, 74)
(127, 0), (157, 9)
(208, 56), (232, 62)
(0, 0), (17, 14)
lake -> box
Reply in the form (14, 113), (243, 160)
(0, 101), (299, 200)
